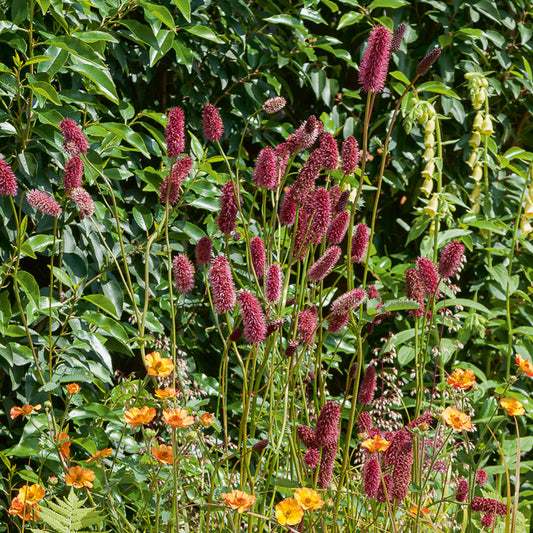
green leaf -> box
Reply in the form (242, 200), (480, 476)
(389, 70), (411, 85)
(72, 31), (119, 44)
(0, 291), (12, 335)
(120, 19), (161, 50)
(27, 78), (61, 106)
(143, 2), (176, 31)
(172, 0), (191, 22)
(16, 271), (40, 310)
(67, 63), (119, 104)
(337, 12), (363, 29)
(24, 55), (53, 66)
(417, 81), (460, 99)
(82, 294), (119, 319)
(51, 266), (73, 289)
(133, 205), (153, 231)
(434, 298), (490, 314)
(368, 0), (408, 8)
(184, 25), (224, 44)
(380, 298), (422, 312)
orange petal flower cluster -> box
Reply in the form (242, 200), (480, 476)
(86, 448), (113, 463)
(516, 354), (533, 378)
(151, 443), (174, 464)
(146, 351), (174, 377)
(154, 387), (178, 399)
(441, 406), (473, 431)
(294, 488), (324, 510)
(124, 406), (156, 426)
(361, 434), (391, 453)
(276, 498), (305, 526)
(65, 466), (95, 488)
(200, 413), (214, 427)
(410, 506), (431, 516)
(221, 490), (257, 513)
(16, 484), (46, 505)
(446, 368), (476, 389)
(66, 383), (81, 394)
(10, 404), (41, 419)
(162, 407), (194, 428)
(57, 432), (71, 460)
(9, 497), (41, 520)
(500, 397), (525, 416)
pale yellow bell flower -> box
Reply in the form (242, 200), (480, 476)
(420, 177), (433, 197)
(471, 164), (483, 182)
(424, 133), (435, 148)
(422, 160), (435, 179)
(425, 118), (436, 134)
(424, 195), (438, 217)
(466, 150), (478, 169)
(469, 131), (481, 148)
(524, 198), (533, 219)
(521, 215), (532, 236)
(472, 112), (483, 131)
(423, 146), (435, 161)
(469, 184), (481, 203)
(480, 116), (494, 136)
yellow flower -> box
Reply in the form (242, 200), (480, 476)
(361, 434), (391, 453)
(524, 199), (533, 219)
(275, 497), (304, 526)
(424, 133), (435, 148)
(500, 397), (525, 416)
(421, 160), (435, 180)
(468, 131), (481, 148)
(420, 177), (433, 197)
(65, 466), (95, 489)
(86, 448), (112, 463)
(221, 490), (256, 513)
(520, 215), (532, 236)
(410, 506), (431, 516)
(145, 351), (174, 377)
(16, 484), (45, 505)
(124, 406), (156, 426)
(424, 195), (438, 217)
(470, 164), (482, 182)
(480, 115), (494, 136)
(469, 184), (481, 204)
(162, 407), (195, 428)
(151, 443), (174, 464)
(424, 118), (436, 134)
(294, 488), (324, 511)
(154, 387), (178, 399)
(466, 150), (478, 169)
(441, 406), (473, 431)
(446, 369), (476, 390)
(516, 354), (533, 378)
(472, 112), (483, 131)
(66, 383), (80, 394)
(422, 146), (435, 161)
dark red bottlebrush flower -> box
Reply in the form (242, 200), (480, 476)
(383, 428), (411, 470)
(314, 401), (341, 447)
(349, 362), (359, 380)
(63, 156), (83, 190)
(172, 253), (195, 295)
(309, 187), (331, 243)
(195, 236), (213, 265)
(26, 190), (62, 216)
(455, 477), (469, 502)
(417, 47), (441, 76)
(330, 288), (366, 315)
(327, 312), (349, 334)
(391, 440), (413, 501)
(335, 191), (350, 213)
(208, 255), (236, 315)
(202, 104), (224, 142)
(250, 236), (266, 280)
(303, 448), (320, 469)
(405, 268), (425, 318)
(471, 497), (507, 517)
(357, 365), (377, 405)
(438, 240), (465, 279)
(274, 142), (291, 176)
(285, 340), (298, 357)
(317, 442), (337, 489)
(475, 469), (488, 486)
(293, 203), (313, 261)
(165, 107), (185, 158)
(341, 136), (360, 175)
(297, 425), (317, 448)
(376, 473), (394, 503)
(308, 246), (341, 282)
(358, 24), (393, 93)
(265, 263), (283, 303)
(69, 187), (94, 219)
(357, 411), (372, 433)
(363, 455), (380, 498)
(391, 23), (406, 52)
(216, 181), (239, 235)
(229, 328), (242, 342)
(367, 285), (382, 306)
(320, 132), (339, 171)
(329, 185), (342, 210)
(351, 223), (370, 263)
(289, 115), (324, 152)
(160, 156), (194, 206)
(266, 318), (284, 336)
(253, 146), (279, 190)
(237, 290), (267, 344)
(252, 438), (269, 452)
(416, 256), (439, 297)
(279, 186), (297, 226)
(297, 308), (317, 346)
(292, 148), (324, 205)
(407, 411), (433, 429)
(327, 211), (349, 245)
(59, 118), (89, 155)
(0, 156), (18, 197)
(263, 96), (286, 114)
(481, 514), (494, 528)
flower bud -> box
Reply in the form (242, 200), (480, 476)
(466, 150), (478, 169)
(472, 88), (486, 109)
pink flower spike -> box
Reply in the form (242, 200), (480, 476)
(165, 107), (185, 158)
(202, 104), (224, 142)
(63, 156), (83, 190)
(320, 132), (339, 171)
(250, 236), (266, 280)
(59, 118), (89, 155)
(279, 187), (297, 226)
(330, 288), (366, 315)
(265, 263), (283, 303)
(416, 256), (439, 297)
(69, 187), (94, 219)
(438, 240), (465, 279)
(237, 290), (267, 344)
(217, 181), (239, 235)
(195, 236), (213, 265)
(358, 24), (393, 93)
(351, 223), (370, 263)
(327, 211), (349, 245)
(208, 255), (236, 314)
(314, 401), (341, 446)
(0, 156), (18, 197)
(253, 147), (279, 190)
(341, 136), (360, 175)
(172, 253), (195, 295)
(159, 156), (193, 206)
(26, 189), (62, 217)
(308, 246), (341, 282)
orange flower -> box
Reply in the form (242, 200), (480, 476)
(8, 498), (40, 520)
(65, 466), (95, 488)
(441, 406), (473, 431)
(361, 434), (391, 453)
(221, 490), (257, 513)
(66, 383), (81, 394)
(500, 397), (525, 416)
(145, 351), (174, 377)
(10, 404), (41, 419)
(86, 448), (112, 463)
(275, 497), (304, 526)
(162, 407), (194, 428)
(516, 354), (533, 378)
(57, 432), (71, 460)
(16, 484), (45, 505)
(410, 506), (430, 516)
(200, 413), (214, 427)
(151, 443), (174, 464)
(294, 487), (324, 511)
(154, 387), (178, 399)
(447, 369), (476, 389)
(124, 406), (156, 426)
